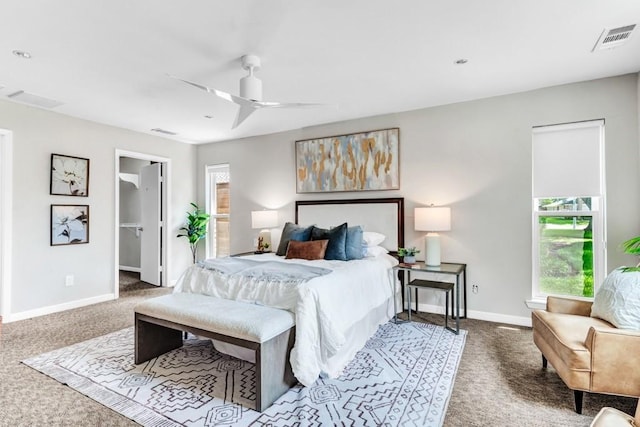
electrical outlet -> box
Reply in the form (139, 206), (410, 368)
(472, 284), (479, 294)
(65, 274), (74, 287)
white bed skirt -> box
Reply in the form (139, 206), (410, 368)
(209, 297), (394, 383)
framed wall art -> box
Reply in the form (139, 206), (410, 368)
(50, 153), (89, 196)
(295, 128), (399, 193)
(51, 204), (89, 246)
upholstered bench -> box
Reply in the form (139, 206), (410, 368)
(134, 292), (296, 411)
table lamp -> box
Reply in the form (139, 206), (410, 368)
(251, 210), (278, 252)
(415, 206), (451, 266)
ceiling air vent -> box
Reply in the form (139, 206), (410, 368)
(7, 90), (63, 108)
(592, 24), (636, 51)
(150, 128), (178, 136)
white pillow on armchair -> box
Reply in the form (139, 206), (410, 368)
(591, 268), (640, 330)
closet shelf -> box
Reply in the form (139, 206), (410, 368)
(119, 173), (139, 188)
(120, 223), (142, 228)
(120, 223), (142, 237)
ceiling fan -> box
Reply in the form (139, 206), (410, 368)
(170, 54), (324, 129)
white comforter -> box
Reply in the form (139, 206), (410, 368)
(174, 253), (398, 386)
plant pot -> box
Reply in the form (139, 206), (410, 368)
(403, 255), (416, 264)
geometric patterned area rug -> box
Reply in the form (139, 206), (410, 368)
(23, 321), (466, 427)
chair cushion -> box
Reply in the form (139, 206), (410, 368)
(532, 309), (614, 370)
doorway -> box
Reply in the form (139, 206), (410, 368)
(114, 150), (170, 298)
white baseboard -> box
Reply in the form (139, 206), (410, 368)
(6, 293), (116, 323)
(412, 302), (532, 327)
(119, 266), (141, 273)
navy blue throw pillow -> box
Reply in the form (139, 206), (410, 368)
(276, 222), (313, 256)
(311, 223), (348, 261)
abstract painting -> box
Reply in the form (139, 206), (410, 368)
(295, 128), (399, 193)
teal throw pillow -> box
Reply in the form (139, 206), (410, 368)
(345, 225), (364, 260)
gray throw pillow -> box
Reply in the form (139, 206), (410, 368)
(276, 222), (313, 256)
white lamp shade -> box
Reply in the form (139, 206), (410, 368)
(414, 207), (451, 232)
(251, 210), (278, 229)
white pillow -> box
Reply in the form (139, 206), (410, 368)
(364, 245), (388, 258)
(362, 231), (385, 247)
(591, 268), (640, 330)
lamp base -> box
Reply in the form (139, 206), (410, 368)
(425, 233), (441, 266)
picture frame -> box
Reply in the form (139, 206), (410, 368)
(295, 128), (400, 193)
(51, 204), (89, 246)
(50, 153), (89, 196)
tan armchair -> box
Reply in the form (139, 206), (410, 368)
(532, 296), (640, 414)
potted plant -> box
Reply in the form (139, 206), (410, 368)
(398, 247), (420, 264)
(621, 236), (640, 272)
(177, 203), (210, 263)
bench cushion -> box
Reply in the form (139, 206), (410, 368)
(135, 293), (295, 343)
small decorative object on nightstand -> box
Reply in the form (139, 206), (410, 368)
(251, 210), (278, 253)
(398, 247), (420, 264)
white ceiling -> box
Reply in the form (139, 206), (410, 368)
(1, 0), (639, 144)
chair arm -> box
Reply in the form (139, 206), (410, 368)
(546, 296), (593, 316)
(585, 327), (640, 396)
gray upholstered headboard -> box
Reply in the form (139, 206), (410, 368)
(295, 198), (405, 252)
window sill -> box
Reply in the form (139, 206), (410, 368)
(525, 299), (546, 310)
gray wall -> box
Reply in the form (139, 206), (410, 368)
(196, 74), (640, 325)
(0, 99), (196, 316)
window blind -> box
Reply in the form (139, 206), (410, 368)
(532, 120), (604, 198)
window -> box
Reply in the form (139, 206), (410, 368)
(205, 164), (230, 258)
(532, 120), (605, 299)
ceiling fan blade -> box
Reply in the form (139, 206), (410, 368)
(167, 74), (251, 106)
(255, 101), (326, 109)
(232, 104), (258, 129)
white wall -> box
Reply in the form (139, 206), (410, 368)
(0, 99), (196, 320)
(196, 74), (640, 325)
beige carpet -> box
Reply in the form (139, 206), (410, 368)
(0, 282), (636, 426)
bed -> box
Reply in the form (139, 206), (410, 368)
(174, 197), (405, 387)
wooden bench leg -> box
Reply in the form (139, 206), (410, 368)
(255, 327), (296, 411)
(135, 314), (183, 364)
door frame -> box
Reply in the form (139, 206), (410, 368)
(114, 149), (171, 298)
(0, 130), (13, 321)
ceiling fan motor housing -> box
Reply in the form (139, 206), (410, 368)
(240, 54), (262, 101)
(240, 74), (262, 101)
